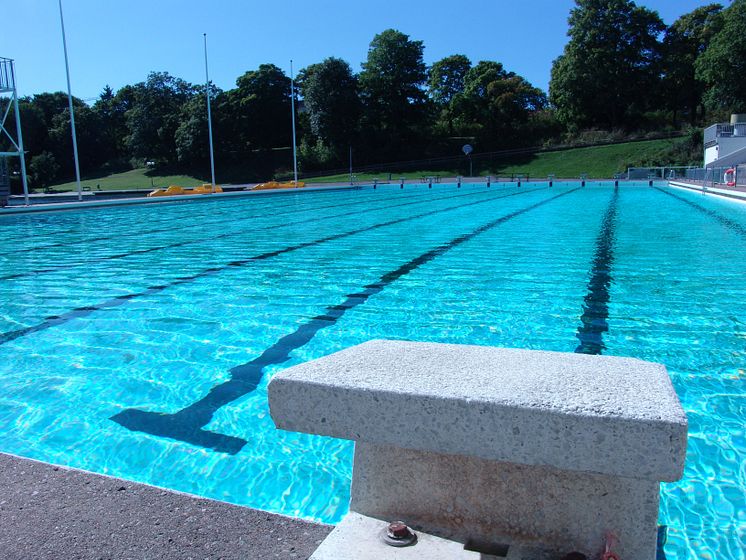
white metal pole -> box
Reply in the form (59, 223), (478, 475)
(290, 59), (298, 185)
(58, 0), (83, 202)
(10, 61), (29, 205)
(204, 33), (216, 193)
(349, 145), (352, 185)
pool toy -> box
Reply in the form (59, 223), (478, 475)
(147, 184), (223, 197)
(252, 181), (305, 191)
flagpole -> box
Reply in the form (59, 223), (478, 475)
(58, 0), (82, 201)
(204, 33), (216, 193)
(290, 59), (298, 185)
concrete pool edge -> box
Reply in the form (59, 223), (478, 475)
(0, 451), (331, 559)
(0, 184), (362, 215)
(1, 180), (666, 216)
(668, 180), (746, 203)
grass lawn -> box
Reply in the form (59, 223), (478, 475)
(47, 168), (207, 192)
(42, 138), (678, 191)
(306, 138), (678, 182)
(492, 138), (675, 177)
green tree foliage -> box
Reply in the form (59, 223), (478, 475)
(124, 72), (195, 163)
(93, 85), (128, 165)
(2, 92), (95, 186)
(175, 85), (222, 167)
(48, 105), (106, 175)
(359, 29), (428, 157)
(429, 55), (471, 105)
(14, 9), (719, 186)
(696, 0), (746, 115)
(662, 4), (723, 125)
(549, 0), (666, 131)
(429, 55), (471, 136)
(224, 64), (291, 154)
(3, 99), (46, 157)
(28, 151), (60, 188)
(299, 57), (361, 161)
(450, 61), (547, 149)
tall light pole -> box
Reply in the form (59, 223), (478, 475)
(58, 0), (82, 201)
(290, 59), (298, 185)
(204, 33), (216, 192)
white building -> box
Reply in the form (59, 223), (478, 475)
(704, 114), (746, 168)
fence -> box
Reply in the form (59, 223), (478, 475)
(289, 133), (687, 181)
(682, 164), (746, 188)
(626, 166), (699, 180)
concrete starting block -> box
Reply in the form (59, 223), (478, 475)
(269, 340), (687, 559)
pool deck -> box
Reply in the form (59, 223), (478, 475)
(0, 452), (332, 559)
(669, 180), (746, 203)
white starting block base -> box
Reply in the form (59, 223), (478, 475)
(350, 442), (659, 559)
(269, 341), (687, 560)
(311, 512), (556, 560)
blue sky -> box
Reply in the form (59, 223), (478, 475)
(4, 0), (716, 100)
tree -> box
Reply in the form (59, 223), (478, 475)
(549, 0), (666, 131)
(450, 61), (547, 149)
(299, 57), (361, 161)
(93, 85), (128, 164)
(48, 104), (106, 176)
(175, 84), (223, 168)
(359, 29), (428, 157)
(124, 72), (195, 163)
(429, 55), (471, 105)
(224, 64), (291, 154)
(29, 151), (60, 188)
(662, 4), (723, 125)
(696, 0), (746, 115)
(429, 55), (471, 137)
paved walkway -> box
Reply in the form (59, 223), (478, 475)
(0, 452), (332, 560)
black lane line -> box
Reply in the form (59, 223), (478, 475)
(2, 186), (434, 257)
(0, 187), (515, 281)
(0, 186), (548, 347)
(574, 187), (619, 355)
(654, 187), (746, 238)
(111, 187), (581, 454)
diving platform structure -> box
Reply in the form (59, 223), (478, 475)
(0, 57), (29, 206)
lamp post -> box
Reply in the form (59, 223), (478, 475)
(203, 33), (216, 193)
(58, 0), (82, 201)
(290, 60), (298, 185)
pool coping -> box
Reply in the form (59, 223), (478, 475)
(668, 180), (746, 203)
(0, 451), (332, 559)
(0, 184), (361, 216)
(1, 179), (667, 216)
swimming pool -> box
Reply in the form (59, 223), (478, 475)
(0, 183), (743, 558)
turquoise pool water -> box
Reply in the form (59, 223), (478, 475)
(0, 183), (743, 558)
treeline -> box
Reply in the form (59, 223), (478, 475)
(8, 0), (746, 188)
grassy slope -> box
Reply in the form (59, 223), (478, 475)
(307, 138), (677, 182)
(48, 168), (206, 192)
(44, 138), (677, 190)
(493, 138), (674, 177)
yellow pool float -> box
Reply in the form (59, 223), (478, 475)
(252, 181), (305, 191)
(148, 184), (223, 197)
